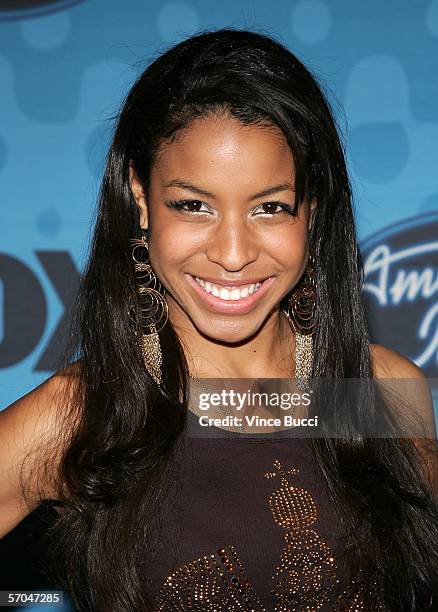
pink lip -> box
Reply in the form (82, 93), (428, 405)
(185, 273), (276, 314)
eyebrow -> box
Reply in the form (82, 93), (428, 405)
(164, 179), (295, 200)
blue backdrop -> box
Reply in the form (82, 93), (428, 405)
(0, 1), (437, 609)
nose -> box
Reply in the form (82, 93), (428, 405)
(205, 218), (258, 272)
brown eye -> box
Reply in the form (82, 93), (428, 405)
(184, 200), (204, 212)
(254, 201), (293, 216)
(167, 200), (211, 214)
(262, 202), (282, 214)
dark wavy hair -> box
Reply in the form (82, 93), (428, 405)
(35, 28), (438, 611)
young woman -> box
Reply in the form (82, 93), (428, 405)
(1, 28), (437, 612)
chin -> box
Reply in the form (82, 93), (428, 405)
(194, 315), (261, 343)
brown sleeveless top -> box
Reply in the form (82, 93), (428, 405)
(138, 407), (387, 611)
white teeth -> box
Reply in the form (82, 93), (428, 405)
(193, 276), (264, 300)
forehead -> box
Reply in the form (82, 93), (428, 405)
(151, 114), (295, 194)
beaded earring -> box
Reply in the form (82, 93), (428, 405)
(284, 247), (317, 382)
(130, 229), (168, 385)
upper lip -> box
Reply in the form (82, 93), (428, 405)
(189, 274), (272, 287)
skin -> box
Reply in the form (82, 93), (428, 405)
(130, 113), (316, 379)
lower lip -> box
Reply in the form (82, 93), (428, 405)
(185, 273), (276, 314)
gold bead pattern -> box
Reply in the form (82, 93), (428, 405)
(264, 459), (338, 610)
(153, 544), (267, 611)
(152, 458), (387, 611)
(140, 327), (162, 386)
(294, 332), (313, 384)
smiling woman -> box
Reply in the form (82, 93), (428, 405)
(1, 27), (438, 612)
(130, 114), (314, 353)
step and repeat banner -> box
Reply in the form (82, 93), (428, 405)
(0, 0), (437, 609)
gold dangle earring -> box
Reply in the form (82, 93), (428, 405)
(284, 247), (317, 383)
(130, 229), (168, 385)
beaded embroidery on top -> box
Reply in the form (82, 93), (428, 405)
(153, 325), (385, 610)
(152, 457), (387, 612)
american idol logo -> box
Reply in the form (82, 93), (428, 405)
(361, 211), (438, 388)
(0, 0), (84, 20)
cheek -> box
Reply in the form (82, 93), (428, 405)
(148, 227), (198, 278)
(262, 223), (308, 270)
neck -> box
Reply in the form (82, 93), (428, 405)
(170, 307), (296, 379)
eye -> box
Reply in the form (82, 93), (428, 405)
(253, 201), (295, 216)
(167, 199), (212, 214)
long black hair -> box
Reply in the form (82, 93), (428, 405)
(32, 28), (438, 611)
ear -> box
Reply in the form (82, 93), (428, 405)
(129, 162), (148, 230)
(308, 199), (317, 232)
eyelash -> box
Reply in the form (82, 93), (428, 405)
(166, 199), (296, 216)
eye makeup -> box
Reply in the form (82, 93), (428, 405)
(166, 199), (297, 216)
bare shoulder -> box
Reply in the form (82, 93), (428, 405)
(0, 362), (81, 538)
(370, 343), (438, 494)
(370, 342), (433, 423)
(370, 342), (426, 380)
(369, 342), (434, 428)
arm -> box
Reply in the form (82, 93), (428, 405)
(0, 369), (78, 538)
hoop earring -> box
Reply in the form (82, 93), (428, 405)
(130, 228), (168, 385)
(284, 247), (317, 381)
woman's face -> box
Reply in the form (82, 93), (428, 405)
(131, 113), (316, 343)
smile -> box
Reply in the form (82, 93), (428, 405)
(185, 273), (276, 314)
(193, 277), (262, 301)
